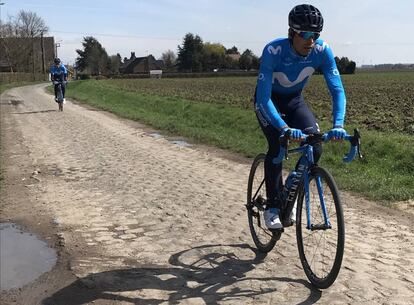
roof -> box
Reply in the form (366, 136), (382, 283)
(120, 54), (164, 73)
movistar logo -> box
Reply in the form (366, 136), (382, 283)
(273, 67), (315, 87)
(314, 41), (329, 53)
(268, 45), (282, 55)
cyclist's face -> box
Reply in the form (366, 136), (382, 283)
(292, 34), (315, 56)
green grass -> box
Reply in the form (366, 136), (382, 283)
(96, 72), (414, 134)
(66, 79), (414, 203)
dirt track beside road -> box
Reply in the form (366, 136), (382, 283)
(1, 84), (413, 304)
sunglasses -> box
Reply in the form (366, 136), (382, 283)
(291, 28), (320, 40)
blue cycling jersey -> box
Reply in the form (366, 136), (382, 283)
(255, 38), (346, 130)
(50, 64), (68, 81)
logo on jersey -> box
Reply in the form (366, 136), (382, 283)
(268, 45), (282, 55)
(273, 67), (315, 87)
(258, 73), (265, 81)
(314, 41), (329, 53)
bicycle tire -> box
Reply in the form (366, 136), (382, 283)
(247, 154), (280, 253)
(56, 84), (63, 111)
(296, 166), (345, 289)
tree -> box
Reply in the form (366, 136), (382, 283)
(334, 56), (356, 74)
(239, 49), (259, 70)
(201, 42), (226, 71)
(225, 46), (239, 55)
(75, 37), (109, 75)
(108, 54), (122, 74)
(12, 10), (49, 37)
(161, 49), (177, 71)
(0, 10), (49, 73)
(177, 33), (204, 72)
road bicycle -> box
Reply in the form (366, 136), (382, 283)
(53, 81), (64, 111)
(246, 129), (362, 288)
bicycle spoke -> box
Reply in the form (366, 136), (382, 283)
(247, 154), (278, 253)
(297, 167), (344, 288)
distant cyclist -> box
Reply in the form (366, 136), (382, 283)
(254, 4), (347, 229)
(50, 58), (68, 102)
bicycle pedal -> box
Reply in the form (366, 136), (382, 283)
(282, 220), (295, 227)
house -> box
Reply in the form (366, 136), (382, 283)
(227, 53), (241, 62)
(120, 52), (164, 74)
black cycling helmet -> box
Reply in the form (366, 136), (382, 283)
(54, 58), (61, 65)
(289, 4), (324, 32)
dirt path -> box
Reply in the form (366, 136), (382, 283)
(1, 84), (413, 305)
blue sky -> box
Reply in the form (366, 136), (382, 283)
(2, 0), (414, 66)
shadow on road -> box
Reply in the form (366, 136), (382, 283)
(43, 243), (321, 305)
(11, 110), (58, 115)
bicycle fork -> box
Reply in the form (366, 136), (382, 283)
(304, 171), (332, 230)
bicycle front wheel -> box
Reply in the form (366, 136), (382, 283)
(246, 154), (280, 253)
(296, 166), (345, 289)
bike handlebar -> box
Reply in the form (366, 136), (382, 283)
(273, 129), (362, 164)
(52, 80), (67, 85)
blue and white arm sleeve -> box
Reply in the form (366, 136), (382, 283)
(321, 45), (346, 127)
(255, 46), (287, 130)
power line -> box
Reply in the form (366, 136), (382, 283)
(48, 30), (265, 45)
(49, 30), (414, 46)
(49, 30), (182, 41)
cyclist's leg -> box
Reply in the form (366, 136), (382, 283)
(253, 108), (283, 209)
(261, 122), (283, 208)
(61, 82), (66, 98)
(283, 95), (322, 163)
(54, 84), (58, 99)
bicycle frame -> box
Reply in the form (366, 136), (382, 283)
(286, 144), (331, 230)
(55, 83), (63, 101)
(247, 129), (361, 287)
(277, 129), (361, 230)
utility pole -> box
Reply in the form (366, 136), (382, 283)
(40, 31), (46, 79)
(55, 42), (60, 58)
(0, 2), (5, 28)
(32, 36), (35, 80)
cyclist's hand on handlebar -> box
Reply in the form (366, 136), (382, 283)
(328, 127), (347, 141)
(281, 127), (304, 141)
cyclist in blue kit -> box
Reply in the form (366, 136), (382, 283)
(254, 4), (347, 229)
(50, 58), (68, 102)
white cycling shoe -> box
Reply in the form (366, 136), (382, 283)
(264, 207), (283, 229)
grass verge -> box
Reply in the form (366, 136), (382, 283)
(65, 80), (414, 203)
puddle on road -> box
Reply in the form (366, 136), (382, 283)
(148, 132), (192, 147)
(0, 223), (57, 291)
(170, 140), (192, 147)
(148, 132), (164, 139)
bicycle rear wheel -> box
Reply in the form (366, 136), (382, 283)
(247, 154), (280, 253)
(296, 166), (344, 289)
